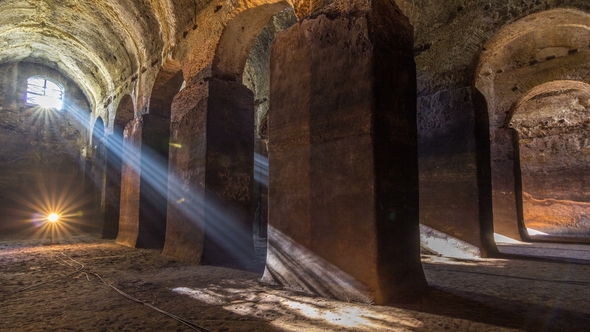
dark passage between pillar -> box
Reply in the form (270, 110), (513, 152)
(262, 0), (427, 304)
(136, 113), (170, 249)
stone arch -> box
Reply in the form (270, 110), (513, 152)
(212, 1), (291, 82)
(114, 94), (135, 130)
(241, 8), (298, 260)
(475, 8), (590, 241)
(161, 2), (298, 267)
(507, 80), (590, 241)
(508, 80), (590, 120)
(187, 2), (295, 268)
(136, 61), (183, 249)
(90, 116), (105, 145)
(102, 95), (135, 239)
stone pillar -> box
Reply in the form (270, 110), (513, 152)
(491, 127), (524, 240)
(117, 113), (173, 249)
(80, 147), (96, 233)
(93, 136), (107, 234)
(116, 117), (142, 247)
(262, 1), (426, 305)
(417, 87), (498, 258)
(102, 130), (124, 239)
(162, 82), (208, 263)
(163, 78), (255, 266)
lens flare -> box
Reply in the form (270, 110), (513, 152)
(48, 213), (59, 223)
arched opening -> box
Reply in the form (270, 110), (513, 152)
(475, 8), (590, 243)
(195, 1), (292, 269)
(102, 95), (135, 239)
(242, 8), (297, 261)
(508, 81), (590, 242)
(212, 2), (292, 81)
(137, 62), (183, 249)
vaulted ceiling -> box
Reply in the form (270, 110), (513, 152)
(0, 0), (198, 108)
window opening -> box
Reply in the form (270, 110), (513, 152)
(26, 76), (64, 109)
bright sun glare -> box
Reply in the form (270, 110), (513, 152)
(48, 213), (59, 223)
(26, 77), (64, 110)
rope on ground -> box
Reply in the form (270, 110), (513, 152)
(3, 246), (211, 332)
(2, 247), (86, 298)
(3, 269), (83, 297)
(58, 250), (210, 331)
(88, 272), (211, 332)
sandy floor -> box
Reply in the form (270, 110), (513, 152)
(1, 235), (590, 331)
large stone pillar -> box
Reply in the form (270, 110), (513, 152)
(163, 78), (255, 266)
(162, 82), (207, 263)
(262, 0), (426, 305)
(93, 136), (107, 234)
(491, 127), (524, 240)
(102, 129), (124, 239)
(418, 87), (498, 258)
(117, 113), (174, 249)
(81, 152), (96, 233)
(116, 118), (142, 247)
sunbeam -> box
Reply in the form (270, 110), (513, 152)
(254, 153), (269, 186)
(104, 125), (260, 266)
(18, 96), (266, 265)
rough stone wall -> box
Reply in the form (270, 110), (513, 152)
(522, 193), (590, 238)
(520, 132), (590, 203)
(0, 62), (91, 234)
(91, 119), (107, 235)
(390, 0), (590, 96)
(511, 88), (590, 238)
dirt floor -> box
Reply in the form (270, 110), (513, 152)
(1, 235), (590, 331)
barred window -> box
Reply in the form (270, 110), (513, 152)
(26, 76), (64, 109)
